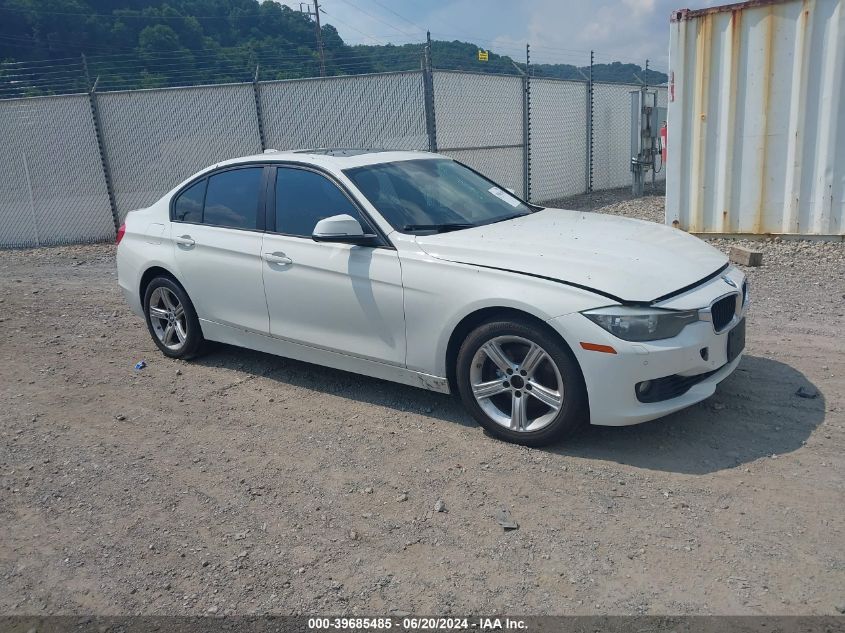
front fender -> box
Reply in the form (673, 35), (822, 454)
(399, 252), (608, 377)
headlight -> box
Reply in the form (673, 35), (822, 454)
(582, 306), (700, 342)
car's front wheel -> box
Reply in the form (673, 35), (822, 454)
(456, 319), (587, 446)
(143, 276), (204, 359)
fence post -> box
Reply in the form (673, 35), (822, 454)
(253, 64), (267, 152)
(422, 32), (438, 152)
(84, 56), (120, 233)
(22, 152), (41, 247)
(522, 44), (531, 202)
(585, 50), (594, 194)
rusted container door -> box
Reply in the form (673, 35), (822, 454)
(666, 0), (844, 236)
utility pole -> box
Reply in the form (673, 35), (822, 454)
(300, 1), (326, 77)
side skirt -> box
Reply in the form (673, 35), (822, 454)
(200, 320), (451, 394)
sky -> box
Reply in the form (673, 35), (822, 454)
(274, 0), (724, 72)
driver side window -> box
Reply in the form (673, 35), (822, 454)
(275, 167), (365, 237)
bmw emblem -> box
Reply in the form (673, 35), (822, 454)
(722, 275), (737, 288)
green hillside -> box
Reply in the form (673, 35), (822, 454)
(0, 0), (667, 96)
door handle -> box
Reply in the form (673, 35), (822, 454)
(175, 235), (195, 246)
(264, 251), (293, 265)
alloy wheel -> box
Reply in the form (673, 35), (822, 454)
(148, 286), (188, 351)
(469, 335), (564, 432)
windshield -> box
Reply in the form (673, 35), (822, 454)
(344, 158), (533, 233)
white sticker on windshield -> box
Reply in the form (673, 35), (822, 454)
(488, 186), (521, 207)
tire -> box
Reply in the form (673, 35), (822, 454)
(455, 318), (588, 446)
(143, 276), (205, 359)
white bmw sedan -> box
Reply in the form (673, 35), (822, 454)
(117, 149), (747, 446)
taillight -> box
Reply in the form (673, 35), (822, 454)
(116, 223), (126, 245)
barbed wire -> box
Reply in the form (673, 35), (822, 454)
(1, 2), (664, 98)
(0, 52), (425, 97)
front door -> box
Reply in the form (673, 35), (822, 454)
(261, 165), (405, 366)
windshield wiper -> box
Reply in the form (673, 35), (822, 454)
(403, 223), (475, 233)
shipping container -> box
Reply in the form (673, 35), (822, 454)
(666, 0), (844, 236)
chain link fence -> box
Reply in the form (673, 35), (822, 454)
(259, 71), (428, 152)
(529, 78), (589, 201)
(655, 87), (668, 183)
(0, 94), (115, 248)
(592, 82), (668, 191)
(591, 82), (638, 191)
(98, 83), (263, 221)
(434, 71), (525, 198)
(0, 68), (667, 248)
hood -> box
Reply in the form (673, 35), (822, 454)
(414, 208), (728, 303)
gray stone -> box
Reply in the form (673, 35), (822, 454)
(729, 246), (763, 267)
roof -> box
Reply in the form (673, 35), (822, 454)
(670, 0), (792, 22)
(291, 148), (393, 157)
(216, 148), (438, 170)
(167, 149), (440, 196)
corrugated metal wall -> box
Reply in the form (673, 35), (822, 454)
(667, 0), (845, 235)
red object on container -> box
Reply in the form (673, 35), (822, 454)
(660, 123), (668, 163)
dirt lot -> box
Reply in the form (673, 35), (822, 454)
(1, 194), (844, 616)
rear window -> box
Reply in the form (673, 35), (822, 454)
(203, 168), (263, 230)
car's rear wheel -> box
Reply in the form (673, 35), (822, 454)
(143, 276), (204, 359)
(455, 319), (587, 446)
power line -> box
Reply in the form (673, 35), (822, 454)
(318, 8), (385, 45)
(0, 4), (657, 71)
(365, 0), (426, 34)
(335, 0), (417, 39)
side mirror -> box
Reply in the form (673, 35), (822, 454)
(312, 214), (379, 246)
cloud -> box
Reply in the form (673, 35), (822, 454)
(621, 0), (658, 18)
(270, 0), (715, 70)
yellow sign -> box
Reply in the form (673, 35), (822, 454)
(477, 50), (488, 62)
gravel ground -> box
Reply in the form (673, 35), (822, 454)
(1, 195), (844, 616)
(549, 183), (666, 223)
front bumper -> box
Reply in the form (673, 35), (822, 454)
(547, 271), (748, 427)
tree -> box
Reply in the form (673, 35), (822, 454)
(0, 0), (666, 97)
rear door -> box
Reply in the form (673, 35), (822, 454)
(261, 164), (406, 365)
(171, 165), (270, 333)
